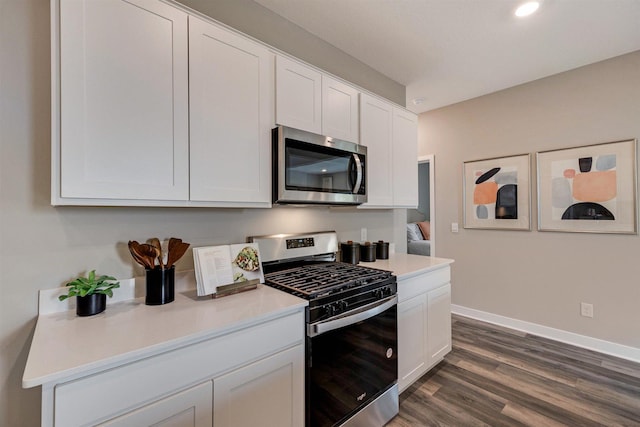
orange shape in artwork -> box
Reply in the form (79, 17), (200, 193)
(573, 171), (616, 202)
(474, 182), (498, 204)
(564, 168), (576, 179)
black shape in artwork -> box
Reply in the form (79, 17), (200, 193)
(475, 167), (501, 185)
(561, 202), (614, 220)
(578, 157), (593, 173)
(495, 184), (517, 219)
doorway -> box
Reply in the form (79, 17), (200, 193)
(407, 155), (435, 256)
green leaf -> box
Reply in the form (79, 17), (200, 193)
(88, 270), (96, 282)
(59, 294), (69, 301)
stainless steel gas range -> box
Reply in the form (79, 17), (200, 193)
(249, 231), (398, 427)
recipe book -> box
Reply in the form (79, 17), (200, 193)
(193, 243), (264, 297)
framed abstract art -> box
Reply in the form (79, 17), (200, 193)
(537, 139), (637, 234)
(463, 153), (531, 230)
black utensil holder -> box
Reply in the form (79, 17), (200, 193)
(145, 266), (175, 305)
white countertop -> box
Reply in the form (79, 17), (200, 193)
(359, 253), (454, 279)
(23, 284), (307, 388)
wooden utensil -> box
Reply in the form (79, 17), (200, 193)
(168, 237), (182, 258)
(147, 237), (164, 269)
(138, 243), (160, 269)
(128, 240), (154, 269)
(166, 241), (190, 268)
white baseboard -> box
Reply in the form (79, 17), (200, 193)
(452, 304), (640, 364)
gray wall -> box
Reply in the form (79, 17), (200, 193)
(176, 0), (406, 106)
(0, 1), (404, 424)
(419, 50), (640, 349)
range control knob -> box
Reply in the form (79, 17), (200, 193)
(323, 304), (337, 317)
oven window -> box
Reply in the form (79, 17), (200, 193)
(285, 139), (354, 193)
(309, 305), (397, 426)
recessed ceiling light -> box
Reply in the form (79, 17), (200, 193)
(412, 97), (426, 105)
(515, 1), (540, 17)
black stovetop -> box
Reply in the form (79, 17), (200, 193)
(264, 262), (392, 299)
(264, 262), (397, 323)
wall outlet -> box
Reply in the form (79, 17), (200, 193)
(580, 302), (594, 318)
(451, 222), (459, 233)
(360, 227), (367, 241)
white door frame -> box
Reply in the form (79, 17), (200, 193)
(418, 154), (435, 257)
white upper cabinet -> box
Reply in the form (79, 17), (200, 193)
(321, 75), (359, 142)
(359, 93), (394, 207)
(56, 0), (189, 202)
(276, 55), (360, 143)
(275, 55), (322, 134)
(359, 94), (418, 208)
(188, 16), (273, 206)
(392, 107), (419, 207)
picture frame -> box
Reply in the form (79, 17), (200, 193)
(537, 139), (637, 234)
(463, 153), (531, 230)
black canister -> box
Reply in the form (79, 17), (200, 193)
(360, 242), (377, 262)
(376, 240), (389, 259)
(340, 241), (360, 264)
(145, 266), (175, 305)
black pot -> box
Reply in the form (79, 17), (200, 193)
(376, 241), (389, 259)
(146, 266), (175, 305)
(360, 242), (377, 262)
(76, 293), (106, 316)
(340, 241), (360, 264)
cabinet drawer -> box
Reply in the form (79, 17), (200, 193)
(55, 311), (304, 426)
(398, 267), (450, 303)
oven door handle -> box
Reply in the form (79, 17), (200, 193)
(307, 295), (397, 337)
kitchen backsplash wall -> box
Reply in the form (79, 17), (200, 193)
(0, 1), (406, 426)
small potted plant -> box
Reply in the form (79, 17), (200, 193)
(58, 270), (120, 316)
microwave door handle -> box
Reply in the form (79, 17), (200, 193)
(351, 154), (362, 194)
(307, 295), (397, 337)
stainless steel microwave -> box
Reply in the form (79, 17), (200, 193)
(273, 126), (367, 205)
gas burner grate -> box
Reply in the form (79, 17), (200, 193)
(265, 262), (392, 299)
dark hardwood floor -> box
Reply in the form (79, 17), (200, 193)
(388, 315), (640, 426)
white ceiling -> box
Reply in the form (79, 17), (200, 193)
(252, 0), (640, 113)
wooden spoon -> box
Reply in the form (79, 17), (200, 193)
(138, 243), (161, 270)
(128, 240), (154, 269)
(147, 237), (164, 269)
(166, 241), (190, 268)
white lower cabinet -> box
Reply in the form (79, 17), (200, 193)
(99, 381), (213, 427)
(100, 345), (304, 427)
(50, 312), (304, 427)
(214, 346), (304, 427)
(397, 267), (452, 393)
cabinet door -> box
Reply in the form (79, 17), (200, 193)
(397, 293), (428, 393)
(189, 16), (273, 205)
(427, 283), (452, 366)
(99, 381), (212, 427)
(58, 0), (189, 201)
(275, 55), (322, 134)
(322, 76), (359, 142)
(359, 93), (394, 207)
(392, 107), (419, 207)
(214, 345), (304, 427)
